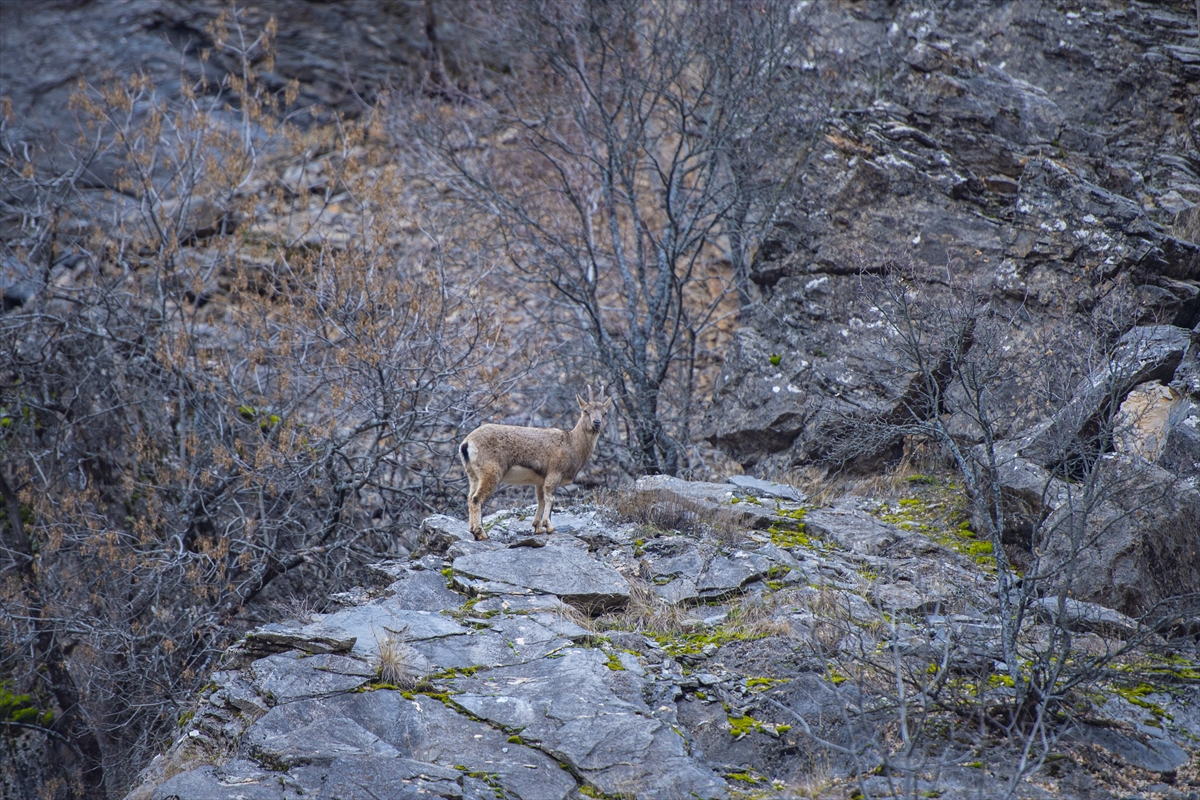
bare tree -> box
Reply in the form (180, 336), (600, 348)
(0, 10), (524, 795)
(813, 259), (1199, 796)
(400, 0), (808, 475)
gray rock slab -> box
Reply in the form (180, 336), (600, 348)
(305, 603), (468, 658)
(244, 706), (400, 767)
(452, 544), (630, 613)
(244, 691), (576, 799)
(397, 696), (578, 800)
(365, 559), (408, 586)
(242, 624), (356, 658)
(407, 630), (521, 671)
(489, 616), (574, 661)
(445, 539), (503, 560)
(653, 578), (700, 606)
(804, 501), (908, 555)
(527, 612), (593, 642)
(644, 544), (706, 581)
(249, 651), (372, 704)
(416, 514), (474, 555)
(697, 552), (772, 599)
(1076, 724), (1189, 773)
(575, 520), (639, 548)
(289, 757), (463, 799)
(151, 766), (288, 800)
(208, 670), (271, 716)
(482, 508), (613, 542)
(472, 595), (568, 614)
(387, 569), (466, 613)
(728, 474), (807, 502)
(451, 575), (535, 596)
(449, 648), (726, 799)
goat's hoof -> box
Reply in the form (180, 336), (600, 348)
(472, 528), (488, 541)
(544, 525), (556, 534)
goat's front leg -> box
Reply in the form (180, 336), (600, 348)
(531, 483), (545, 534)
(536, 475), (561, 534)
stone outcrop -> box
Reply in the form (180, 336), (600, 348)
(127, 481), (1200, 799)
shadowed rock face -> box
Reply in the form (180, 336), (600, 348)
(0, 1), (497, 139)
(709, 1), (1200, 474)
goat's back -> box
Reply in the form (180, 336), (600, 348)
(461, 423), (573, 475)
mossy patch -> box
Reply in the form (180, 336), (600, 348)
(767, 511), (827, 553)
(726, 770), (764, 784)
(578, 785), (633, 799)
(871, 479), (996, 569)
(725, 709), (790, 740)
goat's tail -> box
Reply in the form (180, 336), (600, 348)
(459, 440), (470, 464)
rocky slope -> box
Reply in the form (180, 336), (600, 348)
(128, 477), (1200, 800)
(710, 0), (1200, 474)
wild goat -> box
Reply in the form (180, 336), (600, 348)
(459, 387), (613, 540)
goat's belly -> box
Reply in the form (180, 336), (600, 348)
(501, 465), (544, 485)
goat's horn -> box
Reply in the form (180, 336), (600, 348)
(586, 385), (594, 402)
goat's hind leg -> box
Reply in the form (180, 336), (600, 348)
(467, 466), (499, 540)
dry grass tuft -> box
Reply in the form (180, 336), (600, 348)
(556, 599), (598, 632)
(600, 580), (687, 637)
(723, 594), (792, 639)
(596, 487), (748, 547)
(375, 631), (424, 690)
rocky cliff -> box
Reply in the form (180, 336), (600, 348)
(710, 0), (1200, 476)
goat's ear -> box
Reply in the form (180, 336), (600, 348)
(577, 394), (587, 409)
(601, 396), (613, 411)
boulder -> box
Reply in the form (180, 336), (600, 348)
(1020, 326), (1194, 468)
(727, 474), (807, 502)
(990, 444), (1200, 616)
(415, 514), (474, 555)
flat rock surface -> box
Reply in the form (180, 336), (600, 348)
(803, 500), (908, 556)
(450, 648), (727, 798)
(452, 542), (631, 612)
(697, 552), (772, 599)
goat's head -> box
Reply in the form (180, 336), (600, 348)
(577, 385), (614, 433)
